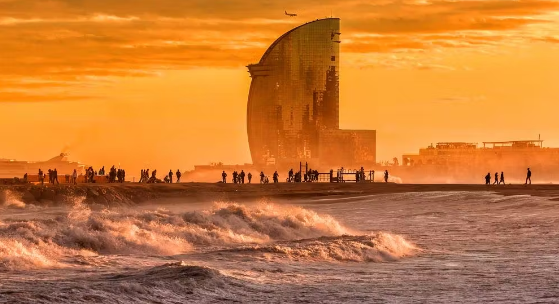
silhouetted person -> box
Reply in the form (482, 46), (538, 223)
(232, 171), (238, 184)
(247, 172), (252, 184)
(500, 172), (505, 185)
(273, 171), (279, 183)
(384, 170), (389, 183)
(288, 169), (294, 182)
(72, 169), (78, 185)
(169, 170), (173, 184)
(485, 173), (491, 185)
(493, 172), (499, 185)
(240, 170), (245, 184)
(176, 170), (181, 183)
(222, 171), (227, 183)
(526, 168), (532, 185)
(260, 171), (265, 184)
(53, 169), (59, 184)
(39, 169), (44, 185)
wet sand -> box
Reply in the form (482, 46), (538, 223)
(2, 182), (559, 207)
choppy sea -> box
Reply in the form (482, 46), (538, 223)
(1, 191), (558, 303)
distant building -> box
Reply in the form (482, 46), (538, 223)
(247, 18), (376, 169)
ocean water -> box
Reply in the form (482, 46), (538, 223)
(1, 191), (558, 303)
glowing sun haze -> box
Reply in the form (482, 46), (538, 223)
(1, 0), (558, 173)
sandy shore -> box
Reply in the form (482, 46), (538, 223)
(2, 182), (559, 207)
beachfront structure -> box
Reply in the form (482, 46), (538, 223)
(246, 18), (376, 168)
(396, 139), (559, 182)
(0, 153), (86, 179)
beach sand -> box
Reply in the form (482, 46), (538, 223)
(2, 182), (559, 207)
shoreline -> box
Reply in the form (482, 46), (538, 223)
(2, 182), (559, 207)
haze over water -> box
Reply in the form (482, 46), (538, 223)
(1, 191), (558, 303)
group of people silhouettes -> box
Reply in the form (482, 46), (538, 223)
(138, 169), (181, 183)
(37, 168), (60, 185)
(221, 170), (283, 184)
(485, 168), (532, 185)
(219, 168), (391, 184)
(222, 170), (254, 184)
(485, 172), (506, 185)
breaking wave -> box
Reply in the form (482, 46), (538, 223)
(0, 201), (415, 270)
(223, 233), (417, 262)
(0, 190), (26, 209)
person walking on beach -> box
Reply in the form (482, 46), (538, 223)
(288, 169), (294, 182)
(273, 171), (279, 183)
(222, 171), (227, 183)
(72, 169), (78, 185)
(485, 173), (491, 185)
(493, 172), (499, 185)
(499, 172), (505, 185)
(247, 172), (252, 183)
(168, 170), (173, 184)
(240, 170), (245, 184)
(260, 171), (265, 184)
(384, 170), (389, 183)
(176, 170), (181, 183)
(525, 168), (532, 185)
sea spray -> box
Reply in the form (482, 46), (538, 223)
(0, 189), (26, 209)
(0, 201), (416, 270)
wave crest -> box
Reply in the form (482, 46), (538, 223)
(225, 233), (417, 262)
(0, 201), (415, 270)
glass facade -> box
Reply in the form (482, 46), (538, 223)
(247, 18), (375, 168)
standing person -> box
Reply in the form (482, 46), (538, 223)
(273, 171), (279, 183)
(288, 169), (294, 182)
(247, 172), (252, 184)
(139, 169), (144, 183)
(222, 171), (227, 183)
(232, 171), (238, 184)
(485, 173), (491, 185)
(72, 169), (78, 185)
(168, 170), (173, 184)
(240, 170), (246, 184)
(260, 171), (265, 184)
(500, 172), (505, 185)
(525, 168), (532, 185)
(38, 169), (44, 185)
(53, 169), (59, 184)
(176, 169), (182, 183)
(493, 172), (499, 185)
(384, 170), (389, 183)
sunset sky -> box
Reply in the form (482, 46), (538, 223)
(1, 0), (558, 174)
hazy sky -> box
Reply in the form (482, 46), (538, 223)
(1, 0), (558, 173)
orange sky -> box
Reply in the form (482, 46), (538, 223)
(1, 0), (559, 175)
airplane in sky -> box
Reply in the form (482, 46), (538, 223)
(285, 11), (297, 17)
